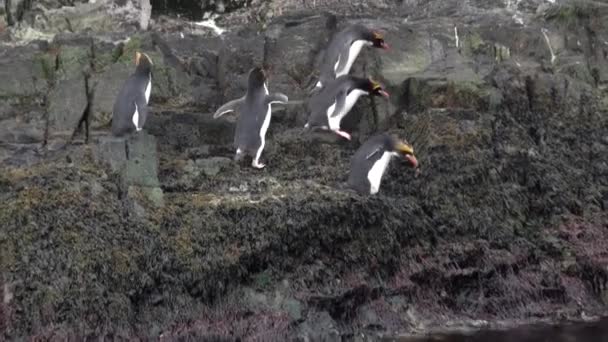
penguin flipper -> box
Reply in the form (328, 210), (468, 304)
(329, 89), (347, 118)
(334, 40), (352, 73)
(365, 146), (382, 160)
(213, 96), (244, 119)
(266, 93), (288, 105)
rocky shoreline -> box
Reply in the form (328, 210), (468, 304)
(1, 0), (607, 340)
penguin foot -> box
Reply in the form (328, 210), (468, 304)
(334, 130), (352, 140)
(252, 160), (266, 169)
(234, 148), (248, 162)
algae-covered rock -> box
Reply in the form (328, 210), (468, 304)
(93, 135), (128, 172)
(0, 45), (49, 98)
(123, 132), (160, 188)
(93, 132), (162, 194)
(46, 76), (88, 138)
(90, 62), (132, 128)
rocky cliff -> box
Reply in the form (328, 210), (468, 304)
(1, 0), (607, 340)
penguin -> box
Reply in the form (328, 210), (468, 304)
(315, 24), (389, 90)
(347, 133), (418, 195)
(305, 75), (389, 141)
(111, 51), (153, 137)
(213, 67), (288, 169)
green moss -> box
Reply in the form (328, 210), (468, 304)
(460, 31), (492, 59)
(117, 36), (143, 64)
(35, 53), (57, 81)
(57, 46), (92, 80)
(445, 81), (489, 110)
(253, 270), (273, 289)
(173, 227), (194, 259)
(494, 44), (511, 63)
(93, 45), (123, 72)
(545, 3), (591, 28)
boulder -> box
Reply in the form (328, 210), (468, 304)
(89, 62), (132, 128)
(0, 45), (50, 144)
(46, 76), (88, 138)
(0, 45), (49, 98)
(216, 27), (265, 102)
(93, 132), (161, 188)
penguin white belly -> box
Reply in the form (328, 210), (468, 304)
(260, 106), (272, 141)
(132, 103), (141, 131)
(336, 40), (371, 77)
(254, 105), (272, 163)
(145, 79), (151, 103)
(333, 55), (340, 72)
(327, 89), (368, 130)
(367, 152), (396, 195)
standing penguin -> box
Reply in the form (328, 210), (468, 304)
(213, 67), (288, 169)
(305, 75), (389, 140)
(315, 24), (389, 89)
(348, 133), (418, 195)
(111, 52), (153, 137)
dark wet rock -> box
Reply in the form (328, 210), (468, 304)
(216, 27), (265, 102)
(123, 132), (160, 188)
(0, 45), (49, 98)
(92, 132), (162, 209)
(90, 62), (132, 128)
(46, 76), (88, 138)
(93, 135), (128, 172)
(29, 1), (137, 34)
(296, 311), (340, 342)
(194, 156), (232, 177)
(263, 13), (335, 100)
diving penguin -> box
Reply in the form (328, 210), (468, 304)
(305, 75), (389, 140)
(315, 24), (389, 89)
(213, 67), (288, 169)
(348, 133), (418, 195)
(111, 51), (153, 137)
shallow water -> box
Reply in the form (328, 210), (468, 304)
(388, 318), (608, 342)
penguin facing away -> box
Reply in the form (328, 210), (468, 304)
(305, 76), (389, 140)
(316, 24), (389, 89)
(111, 51), (153, 137)
(348, 133), (418, 195)
(213, 67), (288, 169)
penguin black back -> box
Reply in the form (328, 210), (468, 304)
(348, 134), (417, 195)
(236, 67), (270, 151)
(111, 52), (153, 137)
(213, 67), (288, 169)
(316, 24), (389, 89)
(306, 76), (389, 140)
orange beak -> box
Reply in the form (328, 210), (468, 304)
(135, 51), (142, 66)
(395, 141), (418, 168)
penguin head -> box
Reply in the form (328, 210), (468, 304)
(248, 67), (268, 90)
(388, 135), (418, 168)
(365, 78), (390, 98)
(369, 30), (389, 50)
(135, 51), (153, 73)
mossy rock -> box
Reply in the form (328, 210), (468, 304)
(544, 3), (592, 29)
(34, 52), (58, 82)
(122, 133), (161, 188)
(117, 36), (145, 65)
(494, 43), (511, 63)
(444, 81), (490, 110)
(92, 42), (123, 72)
(57, 45), (93, 80)
(461, 31), (485, 57)
(115, 35), (190, 103)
